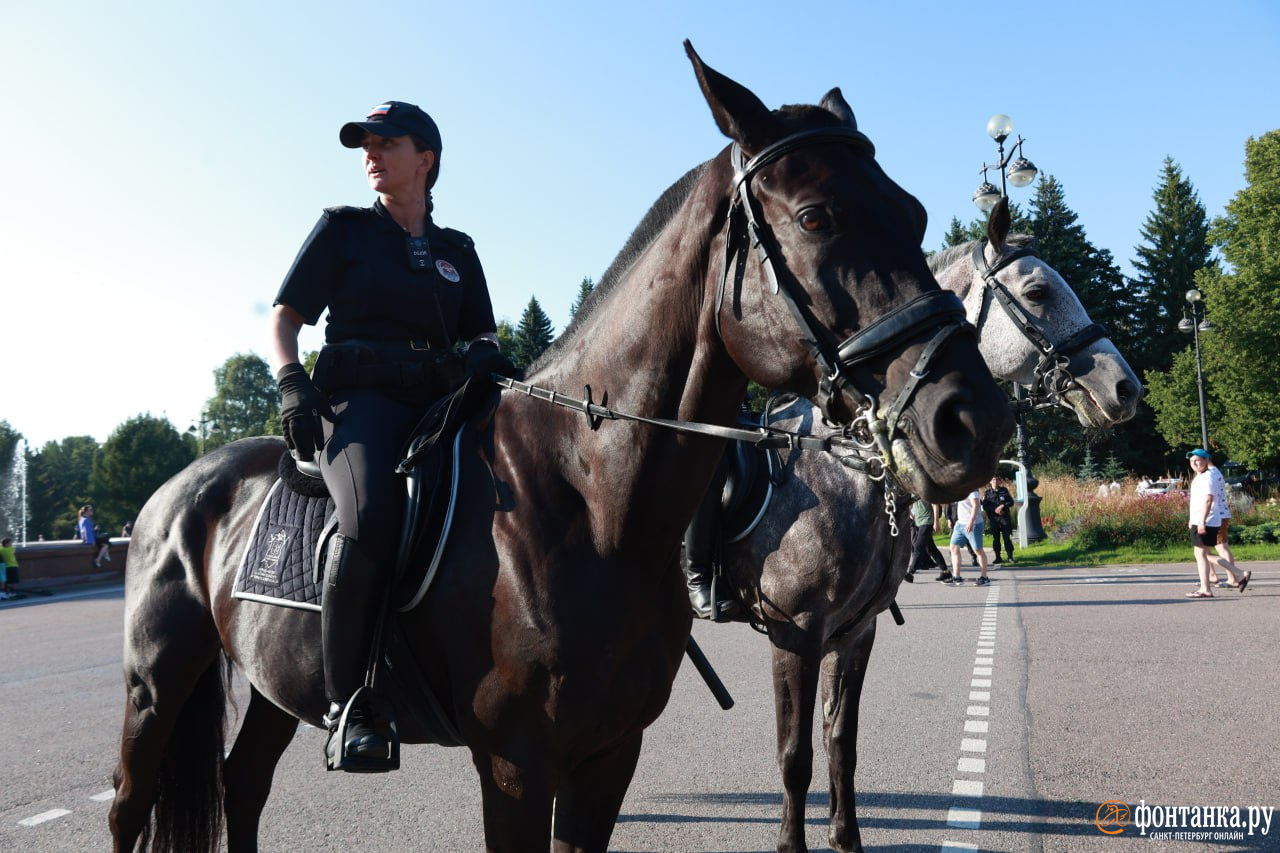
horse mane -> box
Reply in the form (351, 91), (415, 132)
(532, 104), (847, 371)
(927, 233), (1035, 277)
(531, 161), (711, 369)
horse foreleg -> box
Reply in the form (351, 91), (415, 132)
(472, 749), (555, 852)
(821, 621), (876, 853)
(552, 732), (643, 853)
(771, 636), (822, 853)
(223, 686), (299, 852)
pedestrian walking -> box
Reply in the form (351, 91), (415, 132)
(1184, 449), (1249, 598)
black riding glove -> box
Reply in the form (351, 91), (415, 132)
(276, 364), (334, 462)
(465, 341), (519, 382)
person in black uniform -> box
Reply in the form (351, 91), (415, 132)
(269, 100), (514, 772)
(981, 475), (1016, 564)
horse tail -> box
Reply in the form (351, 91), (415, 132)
(145, 653), (231, 852)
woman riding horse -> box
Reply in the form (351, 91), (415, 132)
(268, 100), (516, 771)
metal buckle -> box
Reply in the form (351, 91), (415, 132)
(410, 339), (431, 351)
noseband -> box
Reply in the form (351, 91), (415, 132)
(718, 127), (972, 475)
(971, 243), (1109, 406)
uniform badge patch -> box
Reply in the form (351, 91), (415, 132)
(435, 259), (461, 282)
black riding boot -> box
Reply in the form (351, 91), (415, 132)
(321, 533), (398, 772)
(683, 486), (741, 622)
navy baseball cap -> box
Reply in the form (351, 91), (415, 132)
(1186, 448), (1212, 459)
(339, 101), (442, 153)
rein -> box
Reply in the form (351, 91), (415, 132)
(719, 127), (972, 473)
(491, 375), (888, 477)
(972, 243), (1110, 407)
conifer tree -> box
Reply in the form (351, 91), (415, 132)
(1129, 158), (1213, 377)
(569, 276), (595, 321)
(510, 296), (556, 370)
(1183, 131), (1280, 466)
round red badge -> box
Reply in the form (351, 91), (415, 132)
(435, 260), (461, 282)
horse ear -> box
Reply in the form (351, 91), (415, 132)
(819, 87), (858, 129)
(684, 40), (779, 153)
(986, 196), (1011, 255)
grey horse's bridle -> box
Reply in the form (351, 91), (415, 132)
(971, 243), (1109, 407)
(717, 127), (973, 476)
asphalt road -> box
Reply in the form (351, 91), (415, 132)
(1, 560), (1276, 852)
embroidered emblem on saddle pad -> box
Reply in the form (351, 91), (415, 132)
(233, 478), (334, 611)
(232, 428), (467, 613)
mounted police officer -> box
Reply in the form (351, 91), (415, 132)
(268, 100), (515, 772)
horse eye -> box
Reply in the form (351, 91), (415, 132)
(1023, 285), (1049, 303)
(797, 207), (829, 232)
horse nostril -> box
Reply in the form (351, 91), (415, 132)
(1117, 379), (1142, 402)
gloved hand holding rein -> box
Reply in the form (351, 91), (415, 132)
(465, 340), (519, 381)
(276, 363), (334, 461)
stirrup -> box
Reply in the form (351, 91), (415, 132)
(325, 686), (400, 773)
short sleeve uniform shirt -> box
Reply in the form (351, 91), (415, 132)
(274, 200), (497, 347)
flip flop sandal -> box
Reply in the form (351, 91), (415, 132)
(1238, 572), (1251, 593)
(1184, 591), (1214, 598)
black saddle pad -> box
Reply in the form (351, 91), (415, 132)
(233, 475), (334, 611)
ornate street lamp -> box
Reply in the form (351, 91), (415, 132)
(1177, 287), (1212, 449)
(974, 114), (1046, 543)
(187, 411), (219, 456)
(972, 114), (1038, 212)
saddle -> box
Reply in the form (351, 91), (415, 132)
(233, 377), (495, 614)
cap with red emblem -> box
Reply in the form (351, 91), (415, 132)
(339, 101), (442, 154)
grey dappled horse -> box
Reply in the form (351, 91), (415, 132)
(721, 200), (1140, 853)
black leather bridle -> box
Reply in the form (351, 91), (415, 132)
(717, 126), (972, 475)
(970, 243), (1110, 407)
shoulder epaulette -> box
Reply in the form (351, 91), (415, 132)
(436, 226), (476, 250)
(323, 205), (365, 217)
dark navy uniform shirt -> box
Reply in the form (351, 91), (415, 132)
(274, 199), (498, 348)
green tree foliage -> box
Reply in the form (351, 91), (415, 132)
(1076, 446), (1100, 482)
(510, 296), (555, 369)
(88, 414), (194, 531)
(1129, 158), (1213, 377)
(26, 436), (99, 540)
(202, 353), (279, 450)
(496, 319), (515, 353)
(569, 276), (595, 321)
(1145, 347), (1222, 453)
(1195, 131), (1280, 466)
(0, 421), (23, 537)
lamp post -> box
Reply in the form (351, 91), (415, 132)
(1177, 287), (1212, 448)
(187, 411), (218, 456)
(973, 114), (1046, 543)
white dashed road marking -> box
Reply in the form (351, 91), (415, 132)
(16, 790), (117, 829)
(943, 585), (1001, 849)
(18, 809), (71, 827)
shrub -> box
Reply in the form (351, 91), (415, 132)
(1234, 522), (1280, 544)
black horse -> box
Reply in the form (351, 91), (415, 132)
(109, 43), (1013, 852)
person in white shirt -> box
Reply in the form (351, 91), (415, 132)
(947, 489), (989, 586)
(1204, 456), (1242, 587)
(1185, 449), (1249, 597)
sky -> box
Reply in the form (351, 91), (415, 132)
(2, 0), (1277, 450)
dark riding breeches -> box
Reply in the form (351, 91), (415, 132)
(320, 388), (423, 566)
